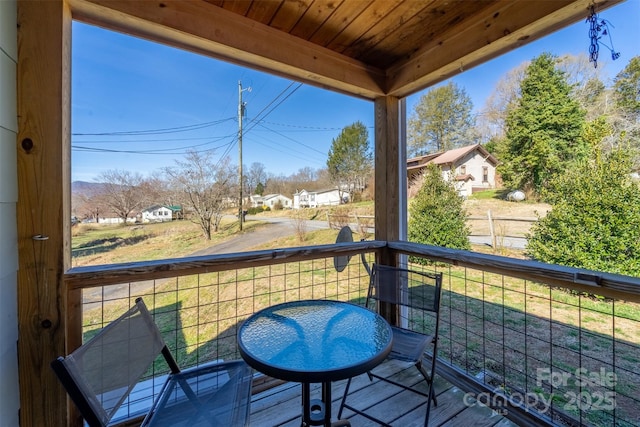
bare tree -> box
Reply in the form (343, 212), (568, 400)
(96, 170), (145, 224)
(246, 162), (267, 196)
(265, 173), (292, 197)
(558, 53), (608, 120)
(164, 151), (234, 240)
(141, 172), (181, 209)
(72, 188), (106, 223)
(477, 62), (528, 142)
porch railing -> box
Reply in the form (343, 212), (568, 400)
(63, 240), (640, 427)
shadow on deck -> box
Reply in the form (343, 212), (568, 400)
(250, 359), (516, 427)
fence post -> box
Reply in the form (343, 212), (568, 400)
(487, 210), (496, 248)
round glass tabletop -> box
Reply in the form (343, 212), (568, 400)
(238, 300), (392, 383)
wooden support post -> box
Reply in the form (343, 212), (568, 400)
(17, 1), (72, 426)
(374, 96), (402, 266)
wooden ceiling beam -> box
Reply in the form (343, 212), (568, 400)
(386, 0), (624, 98)
(69, 0), (387, 99)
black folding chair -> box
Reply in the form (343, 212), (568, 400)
(51, 297), (253, 427)
(338, 263), (443, 426)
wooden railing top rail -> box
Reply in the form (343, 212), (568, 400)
(389, 241), (640, 303)
(65, 239), (640, 302)
(64, 240), (386, 289)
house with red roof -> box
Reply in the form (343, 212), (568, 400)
(407, 144), (499, 197)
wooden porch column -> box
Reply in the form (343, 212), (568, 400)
(374, 96), (406, 265)
(17, 1), (71, 426)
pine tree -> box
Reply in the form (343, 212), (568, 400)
(408, 163), (470, 256)
(326, 121), (373, 200)
(499, 53), (587, 196)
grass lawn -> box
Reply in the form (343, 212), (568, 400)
(75, 216), (639, 426)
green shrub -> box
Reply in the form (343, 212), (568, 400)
(408, 164), (470, 262)
(247, 207), (264, 215)
(527, 149), (640, 276)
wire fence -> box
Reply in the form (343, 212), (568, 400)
(71, 245), (640, 426)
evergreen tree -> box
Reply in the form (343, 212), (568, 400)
(326, 121), (373, 200)
(408, 164), (470, 256)
(527, 147), (640, 277)
(499, 53), (587, 196)
(408, 82), (476, 156)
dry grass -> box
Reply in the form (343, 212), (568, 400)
(71, 218), (265, 267)
(77, 219), (638, 426)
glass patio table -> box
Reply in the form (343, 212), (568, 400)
(238, 299), (393, 427)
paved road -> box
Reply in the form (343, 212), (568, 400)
(191, 215), (329, 255)
(193, 215), (527, 255)
(83, 217), (525, 303)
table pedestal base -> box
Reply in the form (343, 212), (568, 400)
(301, 382), (350, 427)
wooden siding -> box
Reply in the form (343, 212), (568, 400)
(0, 1), (19, 426)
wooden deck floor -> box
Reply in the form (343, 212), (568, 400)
(249, 359), (516, 427)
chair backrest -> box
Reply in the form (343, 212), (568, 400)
(366, 264), (443, 328)
(51, 298), (174, 427)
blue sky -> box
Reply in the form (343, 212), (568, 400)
(71, 1), (640, 182)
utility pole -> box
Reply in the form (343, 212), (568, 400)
(238, 81), (250, 231)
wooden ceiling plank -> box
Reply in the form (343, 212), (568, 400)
(220, 0), (252, 16)
(290, 0), (343, 40)
(245, 0), (282, 24)
(70, 0), (386, 99)
(269, 0), (314, 32)
(386, 0), (623, 97)
(325, 0), (404, 54)
(341, 0), (434, 63)
(359, 0), (498, 68)
(309, 0), (371, 47)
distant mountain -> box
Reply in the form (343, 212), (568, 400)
(72, 181), (106, 196)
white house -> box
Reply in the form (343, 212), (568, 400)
(249, 194), (263, 208)
(262, 194), (292, 209)
(249, 194), (292, 209)
(293, 188), (349, 209)
(142, 205), (175, 222)
(407, 144), (499, 197)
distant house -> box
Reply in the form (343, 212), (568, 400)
(249, 195), (263, 208)
(250, 194), (292, 209)
(97, 216), (135, 225)
(263, 194), (292, 209)
(293, 188), (349, 209)
(407, 144), (498, 197)
(142, 205), (182, 222)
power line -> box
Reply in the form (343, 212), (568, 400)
(254, 122), (327, 156)
(72, 139), (235, 155)
(71, 135), (230, 144)
(243, 133), (326, 165)
(256, 120), (343, 131)
(214, 81), (304, 164)
(72, 117), (235, 136)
